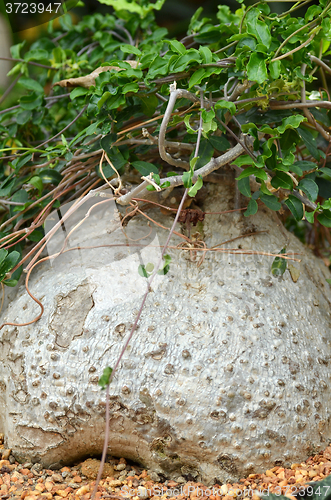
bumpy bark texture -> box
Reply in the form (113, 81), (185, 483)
(1, 181), (331, 484)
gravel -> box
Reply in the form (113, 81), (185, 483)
(1, 437), (331, 500)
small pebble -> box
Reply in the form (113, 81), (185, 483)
(116, 463), (126, 471)
(22, 463), (33, 469)
(1, 449), (11, 460)
(31, 463), (43, 472)
(51, 473), (63, 482)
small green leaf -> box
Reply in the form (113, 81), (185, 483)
(326, 279), (331, 285)
(305, 211), (315, 223)
(188, 175), (203, 197)
(3, 279), (18, 287)
(215, 99), (236, 116)
(208, 135), (230, 151)
(284, 195), (304, 221)
(236, 167), (268, 181)
(199, 46), (213, 64)
(138, 264), (148, 278)
(122, 82), (139, 94)
(271, 247), (287, 277)
(39, 169), (63, 185)
(271, 172), (293, 190)
(0, 250), (8, 267)
(98, 366), (113, 390)
(269, 60), (280, 79)
(19, 77), (44, 93)
(297, 127), (320, 160)
(244, 198), (258, 216)
(20, 92), (43, 110)
(168, 40), (186, 55)
(188, 68), (207, 88)
(238, 177), (251, 197)
(260, 193), (282, 211)
(24, 49), (48, 61)
(0, 251), (20, 276)
(131, 161), (158, 176)
(297, 178), (318, 202)
(120, 44), (141, 56)
(145, 262), (154, 273)
(247, 53), (268, 84)
(29, 176), (43, 196)
(70, 87), (89, 100)
(317, 209), (331, 227)
(182, 171), (193, 189)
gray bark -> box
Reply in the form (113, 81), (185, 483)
(0, 181), (331, 484)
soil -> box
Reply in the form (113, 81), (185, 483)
(1, 434), (331, 500)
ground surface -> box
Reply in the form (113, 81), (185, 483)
(1, 434), (331, 500)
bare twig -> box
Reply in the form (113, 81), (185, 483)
(157, 84), (211, 169)
(300, 63), (330, 141)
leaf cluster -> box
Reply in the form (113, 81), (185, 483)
(0, 0), (331, 288)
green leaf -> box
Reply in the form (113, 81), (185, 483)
(168, 40), (186, 55)
(317, 209), (331, 227)
(271, 172), (293, 190)
(293, 160), (317, 172)
(260, 193), (282, 211)
(122, 82), (139, 94)
(244, 198), (258, 216)
(131, 161), (158, 176)
(319, 167), (331, 177)
(247, 53), (268, 84)
(29, 176), (43, 196)
(237, 177), (251, 197)
(199, 46), (213, 64)
(236, 167), (268, 181)
(277, 115), (306, 134)
(98, 0), (165, 16)
(145, 262), (154, 273)
(182, 171), (193, 189)
(194, 139), (214, 170)
(157, 254), (171, 275)
(188, 175), (203, 197)
(70, 87), (89, 100)
(246, 8), (271, 49)
(0, 250), (8, 268)
(16, 110), (32, 125)
(208, 135), (230, 151)
(0, 251), (20, 276)
(215, 99), (236, 116)
(305, 211), (315, 223)
(189, 68), (207, 89)
(138, 264), (148, 278)
(297, 178), (319, 201)
(19, 77), (44, 94)
(271, 247), (287, 277)
(3, 279), (18, 287)
(297, 127), (320, 160)
(97, 91), (113, 110)
(269, 60), (280, 79)
(284, 195), (304, 221)
(120, 44), (141, 56)
(24, 49), (48, 61)
(138, 94), (159, 117)
(20, 92), (44, 110)
(98, 366), (113, 390)
(39, 169), (63, 185)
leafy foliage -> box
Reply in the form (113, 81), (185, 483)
(0, 0), (331, 288)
